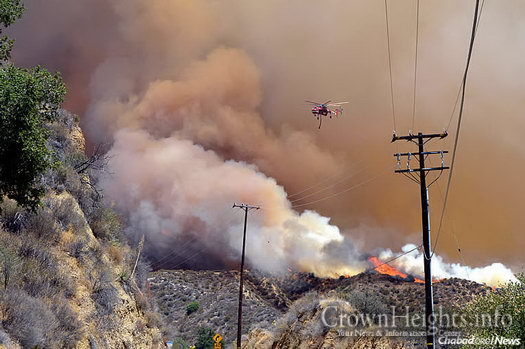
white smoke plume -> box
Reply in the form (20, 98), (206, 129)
(104, 128), (365, 276)
(380, 244), (518, 287)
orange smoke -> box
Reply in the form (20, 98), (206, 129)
(9, 0), (522, 281)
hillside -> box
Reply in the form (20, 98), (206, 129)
(0, 111), (163, 348)
(149, 268), (491, 347)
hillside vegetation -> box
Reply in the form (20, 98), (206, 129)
(149, 269), (492, 348)
(0, 111), (163, 348)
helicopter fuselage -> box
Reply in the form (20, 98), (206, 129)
(311, 105), (330, 116)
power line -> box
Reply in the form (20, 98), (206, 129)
(288, 161), (365, 201)
(384, 0), (397, 133)
(427, 157), (469, 277)
(411, 0), (420, 131)
(290, 171), (387, 209)
(287, 171), (344, 199)
(290, 166), (368, 203)
(432, 0), (481, 258)
(445, 0), (486, 132)
(152, 232), (205, 269)
(153, 210), (242, 270)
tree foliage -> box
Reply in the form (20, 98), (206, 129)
(0, 0), (24, 61)
(0, 65), (66, 209)
(195, 327), (214, 349)
(461, 274), (525, 347)
(0, 0), (66, 210)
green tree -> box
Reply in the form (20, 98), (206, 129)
(0, 0), (24, 61)
(195, 327), (214, 349)
(460, 274), (525, 348)
(0, 0), (66, 210)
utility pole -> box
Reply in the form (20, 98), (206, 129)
(131, 234), (145, 279)
(392, 132), (449, 349)
(232, 203), (260, 349)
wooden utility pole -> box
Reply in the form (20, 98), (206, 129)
(232, 203), (260, 349)
(131, 234), (145, 279)
(392, 132), (449, 349)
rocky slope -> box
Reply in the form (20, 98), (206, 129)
(149, 270), (284, 345)
(0, 111), (163, 348)
(149, 268), (491, 347)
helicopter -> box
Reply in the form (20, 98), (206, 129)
(305, 100), (349, 129)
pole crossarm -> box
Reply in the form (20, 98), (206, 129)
(392, 131), (448, 142)
(394, 150), (448, 157)
(233, 203), (260, 211)
(395, 167), (449, 173)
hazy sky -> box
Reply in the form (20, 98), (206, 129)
(9, 0), (525, 272)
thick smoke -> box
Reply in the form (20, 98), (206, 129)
(380, 244), (518, 287)
(10, 0), (522, 284)
(105, 128), (364, 276)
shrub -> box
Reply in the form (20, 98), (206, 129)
(107, 243), (124, 264)
(92, 284), (119, 316)
(51, 299), (83, 347)
(91, 270), (119, 316)
(0, 234), (19, 289)
(48, 164), (97, 214)
(24, 207), (60, 242)
(15, 236), (73, 298)
(134, 289), (149, 312)
(0, 328), (19, 348)
(0, 198), (24, 233)
(0, 289), (59, 348)
(344, 289), (389, 318)
(19, 257), (73, 298)
(144, 310), (163, 329)
(186, 301), (200, 315)
(89, 206), (122, 242)
(50, 195), (84, 232)
(68, 239), (88, 259)
(195, 327), (215, 349)
(460, 274), (525, 347)
(173, 338), (191, 349)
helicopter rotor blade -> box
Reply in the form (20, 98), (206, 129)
(305, 100), (321, 105)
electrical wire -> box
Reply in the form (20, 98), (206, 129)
(153, 210), (242, 269)
(152, 237), (200, 270)
(384, 0), (397, 133)
(411, 0), (420, 131)
(431, 0), (481, 259)
(445, 0), (486, 132)
(427, 158), (468, 276)
(290, 166), (368, 204)
(287, 171), (345, 199)
(290, 171), (388, 209)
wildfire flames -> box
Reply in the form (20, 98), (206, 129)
(368, 256), (424, 283)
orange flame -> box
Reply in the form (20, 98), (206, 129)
(368, 256), (424, 283)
